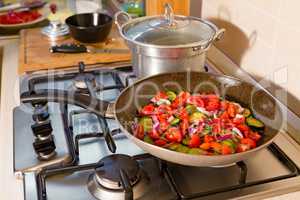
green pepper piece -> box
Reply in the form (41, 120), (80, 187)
(176, 144), (190, 153)
(143, 135), (154, 144)
(243, 108), (251, 117)
(182, 137), (190, 146)
(166, 91), (177, 101)
(188, 148), (205, 155)
(185, 104), (197, 114)
(201, 125), (212, 135)
(139, 117), (153, 132)
(246, 116), (264, 129)
(168, 143), (180, 151)
(170, 118), (180, 126)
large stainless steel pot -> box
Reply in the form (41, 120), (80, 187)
(115, 4), (225, 78)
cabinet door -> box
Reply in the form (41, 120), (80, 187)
(146, 0), (190, 16)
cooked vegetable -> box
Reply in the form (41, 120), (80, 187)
(144, 135), (154, 144)
(176, 144), (190, 153)
(188, 148), (205, 155)
(166, 90), (177, 101)
(185, 104), (197, 114)
(189, 112), (204, 123)
(246, 117), (264, 129)
(170, 118), (180, 125)
(133, 90), (264, 156)
(139, 117), (153, 132)
(243, 108), (251, 117)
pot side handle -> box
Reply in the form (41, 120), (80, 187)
(193, 28), (226, 52)
(114, 11), (132, 31)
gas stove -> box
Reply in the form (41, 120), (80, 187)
(13, 62), (300, 200)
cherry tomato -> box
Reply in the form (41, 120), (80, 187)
(151, 91), (168, 103)
(178, 108), (189, 120)
(154, 139), (167, 147)
(237, 124), (250, 138)
(220, 101), (228, 110)
(171, 91), (190, 108)
(187, 95), (205, 107)
(148, 129), (160, 140)
(249, 131), (262, 141)
(236, 144), (250, 153)
(206, 100), (220, 111)
(204, 135), (215, 143)
(157, 114), (169, 122)
(133, 124), (144, 140)
(165, 127), (182, 143)
(233, 115), (245, 125)
(189, 134), (201, 148)
(212, 118), (221, 133)
(210, 142), (222, 153)
(200, 142), (211, 150)
(220, 111), (229, 120)
(180, 119), (189, 136)
(221, 144), (233, 155)
(155, 104), (172, 114)
(227, 104), (236, 118)
(240, 138), (256, 148)
(159, 121), (169, 132)
(140, 104), (155, 115)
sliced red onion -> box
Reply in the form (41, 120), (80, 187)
(232, 127), (244, 138)
(197, 122), (205, 132)
(131, 122), (138, 136)
(151, 115), (160, 130)
(131, 122), (138, 130)
(217, 134), (233, 141)
(188, 127), (197, 135)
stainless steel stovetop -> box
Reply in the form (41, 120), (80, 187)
(13, 63), (300, 200)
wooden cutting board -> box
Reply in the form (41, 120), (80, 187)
(18, 25), (131, 74)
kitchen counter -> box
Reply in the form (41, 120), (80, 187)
(1, 39), (300, 200)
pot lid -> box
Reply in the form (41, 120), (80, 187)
(117, 4), (221, 48)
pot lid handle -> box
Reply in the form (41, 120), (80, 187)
(164, 3), (177, 28)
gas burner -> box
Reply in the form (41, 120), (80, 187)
(87, 154), (149, 200)
(73, 73), (97, 92)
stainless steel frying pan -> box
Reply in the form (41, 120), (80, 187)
(21, 71), (283, 167)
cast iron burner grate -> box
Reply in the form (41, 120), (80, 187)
(22, 63), (299, 200)
(35, 141), (299, 200)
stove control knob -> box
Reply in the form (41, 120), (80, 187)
(32, 105), (50, 123)
(31, 97), (48, 108)
(33, 135), (56, 160)
(31, 120), (53, 139)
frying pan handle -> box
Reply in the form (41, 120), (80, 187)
(20, 89), (109, 117)
(114, 11), (132, 30)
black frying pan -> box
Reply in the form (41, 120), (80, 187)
(21, 72), (283, 167)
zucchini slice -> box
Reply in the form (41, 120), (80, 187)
(246, 116), (264, 129)
(243, 108), (251, 117)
